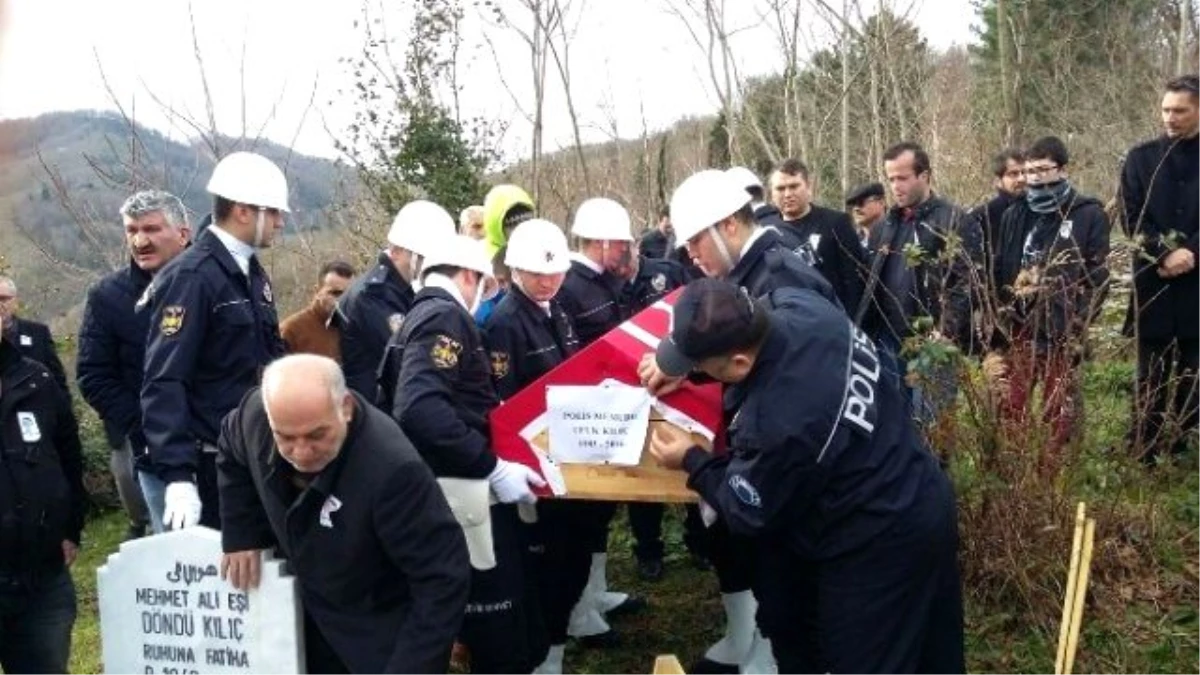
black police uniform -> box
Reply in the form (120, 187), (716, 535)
(5, 318), (68, 395)
(77, 261), (153, 455)
(482, 286), (597, 647)
(140, 227), (284, 528)
(729, 228), (840, 308)
(557, 258), (626, 348)
(218, 388), (471, 673)
(620, 257), (692, 567)
(775, 204), (869, 313)
(679, 287), (964, 673)
(381, 285), (547, 673)
(0, 336), (86, 675)
(690, 226), (842, 627)
(332, 251), (415, 401)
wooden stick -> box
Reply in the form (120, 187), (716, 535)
(1064, 518), (1096, 675)
(653, 654), (686, 674)
(1055, 502), (1087, 675)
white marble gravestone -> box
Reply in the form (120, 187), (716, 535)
(97, 526), (304, 674)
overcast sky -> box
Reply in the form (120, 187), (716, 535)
(0, 0), (977, 162)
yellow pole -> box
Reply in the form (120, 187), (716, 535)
(1055, 502), (1087, 675)
(1064, 518), (1096, 675)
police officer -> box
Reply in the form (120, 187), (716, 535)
(217, 355), (471, 673)
(0, 333), (86, 674)
(381, 235), (548, 674)
(647, 278), (965, 674)
(482, 218), (606, 673)
(556, 197), (644, 631)
(334, 200), (455, 400)
(614, 245), (692, 582)
(639, 168), (840, 673)
(77, 190), (190, 537)
(141, 151), (289, 531)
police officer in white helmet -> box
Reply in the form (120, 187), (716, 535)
(380, 234), (550, 673)
(334, 200), (456, 401)
(141, 151), (289, 531)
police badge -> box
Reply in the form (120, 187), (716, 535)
(651, 273), (667, 293)
(490, 351), (510, 378)
(160, 305), (186, 336)
(263, 282), (274, 303)
(430, 334), (463, 369)
(388, 313), (406, 334)
(1059, 220), (1073, 239)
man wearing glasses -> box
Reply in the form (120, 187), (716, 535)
(989, 136), (1111, 468)
(1121, 74), (1199, 464)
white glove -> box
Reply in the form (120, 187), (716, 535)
(487, 459), (547, 505)
(163, 481), (203, 530)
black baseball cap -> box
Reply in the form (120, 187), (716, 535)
(656, 278), (770, 377)
(845, 182), (885, 206)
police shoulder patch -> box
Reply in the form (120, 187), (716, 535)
(430, 334), (463, 369)
(728, 474), (762, 507)
(651, 273), (667, 292)
(388, 313), (406, 334)
(1059, 219), (1073, 239)
(490, 351), (510, 378)
(160, 305), (186, 336)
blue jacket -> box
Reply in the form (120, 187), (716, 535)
(140, 228), (284, 484)
(729, 228), (840, 308)
(77, 260), (153, 451)
(623, 256), (690, 314)
(682, 288), (948, 560)
(558, 260), (626, 348)
(380, 287), (498, 479)
(333, 252), (415, 400)
(481, 288), (579, 400)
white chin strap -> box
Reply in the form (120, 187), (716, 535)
(709, 225), (735, 271)
(468, 272), (486, 316)
(253, 209), (268, 248)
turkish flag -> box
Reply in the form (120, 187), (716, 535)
(489, 288), (724, 501)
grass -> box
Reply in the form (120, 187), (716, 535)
(65, 362), (1198, 674)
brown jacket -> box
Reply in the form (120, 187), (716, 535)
(280, 303), (340, 361)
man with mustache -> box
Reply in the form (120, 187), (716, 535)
(77, 190), (190, 537)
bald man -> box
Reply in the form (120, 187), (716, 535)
(216, 354), (471, 673)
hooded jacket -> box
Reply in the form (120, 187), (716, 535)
(993, 190), (1111, 345)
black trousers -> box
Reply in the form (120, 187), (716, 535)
(198, 450), (221, 529)
(1133, 337), (1199, 460)
(756, 474), (965, 673)
(531, 501), (597, 643)
(460, 504), (548, 673)
(583, 502), (618, 553)
(628, 502), (665, 561)
(686, 510), (755, 594)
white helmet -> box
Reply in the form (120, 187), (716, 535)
(570, 197), (634, 242)
(726, 166), (763, 192)
(505, 219), (571, 274)
(669, 169), (751, 247)
(420, 234), (494, 279)
(388, 200), (456, 257)
(206, 152), (291, 212)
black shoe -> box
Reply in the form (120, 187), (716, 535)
(689, 657), (739, 674)
(574, 629), (621, 649)
(637, 557), (665, 582)
(124, 524), (146, 542)
(604, 594), (647, 619)
(689, 551), (712, 571)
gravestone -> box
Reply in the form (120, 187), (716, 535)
(97, 526), (305, 674)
